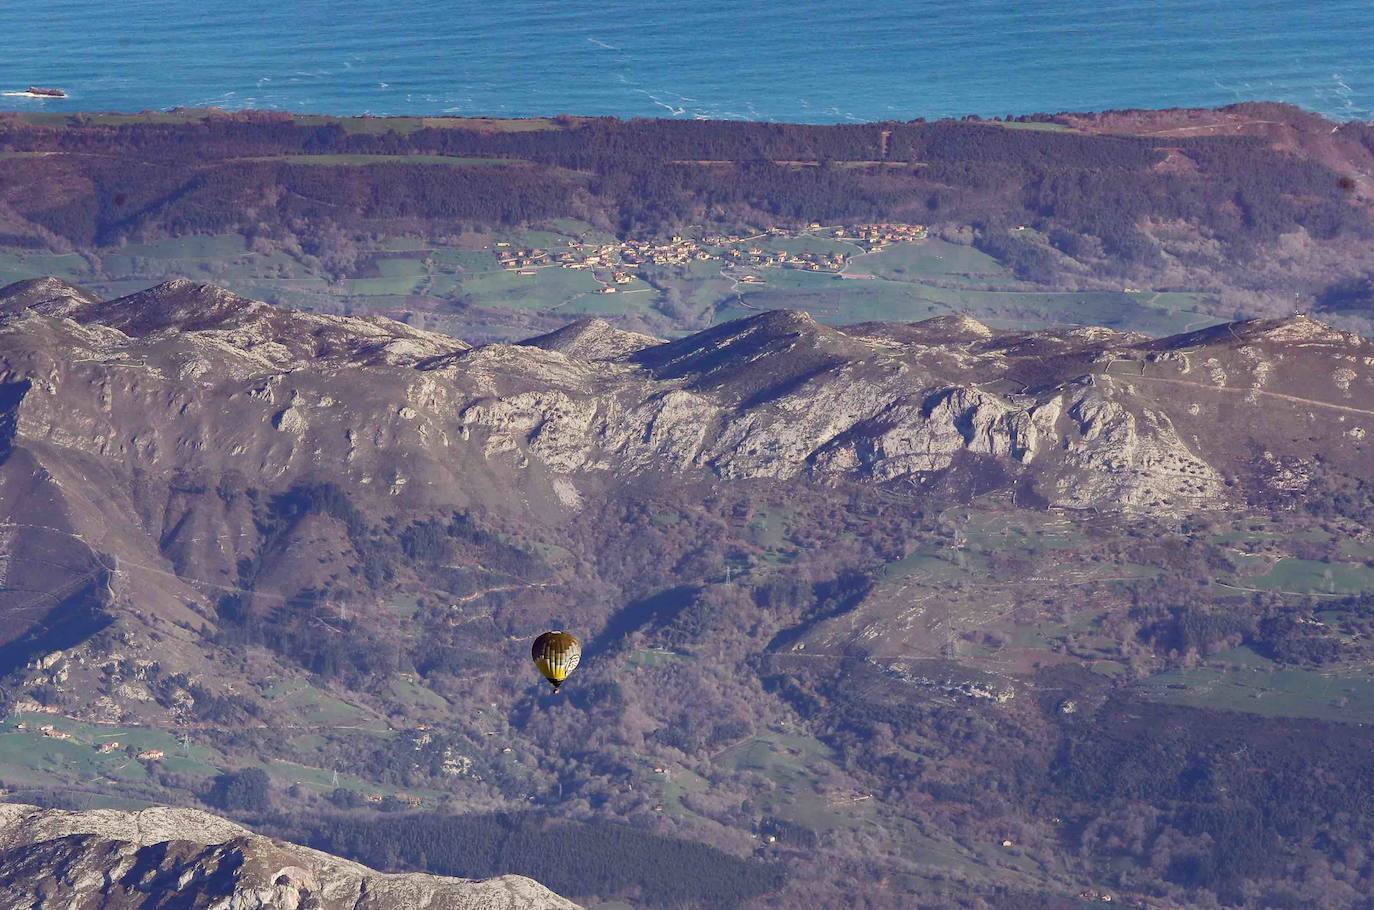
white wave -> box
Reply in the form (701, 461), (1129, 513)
(587, 37), (617, 50)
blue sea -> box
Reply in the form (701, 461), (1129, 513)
(2, 0), (1372, 122)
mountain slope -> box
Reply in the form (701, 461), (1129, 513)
(0, 275), (1366, 701)
(1, 278), (1372, 909)
(0, 803), (579, 909)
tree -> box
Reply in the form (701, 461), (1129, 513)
(211, 767), (272, 813)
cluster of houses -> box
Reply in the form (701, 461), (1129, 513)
(721, 245), (846, 274)
(18, 720), (167, 761)
(492, 222), (928, 290)
(494, 241), (548, 276)
(837, 222), (928, 249)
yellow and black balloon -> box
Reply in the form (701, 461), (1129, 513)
(531, 631), (581, 691)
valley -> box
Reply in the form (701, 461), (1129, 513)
(3, 102), (1374, 348)
(0, 221), (1219, 345)
(0, 274), (1369, 908)
(1, 101), (1374, 908)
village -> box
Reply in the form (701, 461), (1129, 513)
(495, 222), (928, 293)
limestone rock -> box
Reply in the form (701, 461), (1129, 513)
(0, 803), (581, 910)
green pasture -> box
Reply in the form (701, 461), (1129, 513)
(260, 154), (520, 167)
(719, 266), (1210, 335)
(0, 249), (93, 285)
(557, 286), (660, 317)
(713, 731), (862, 834)
(373, 256), (430, 278)
(0, 712), (225, 784)
(430, 249), (500, 271)
(747, 507), (790, 550)
(624, 648), (683, 670)
(261, 680), (377, 727)
(113, 234), (248, 260)
(17, 112), (564, 134)
(388, 675), (451, 711)
(1138, 665), (1374, 724)
(845, 239), (1012, 282)
(341, 275), (423, 296)
(457, 265), (601, 310)
(987, 120), (1076, 132)
(1241, 557), (1374, 596)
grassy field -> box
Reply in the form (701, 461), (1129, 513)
(987, 120), (1077, 132)
(624, 648), (683, 670)
(844, 239), (1012, 282)
(248, 154), (523, 167)
(0, 707), (432, 807)
(0, 250), (91, 282)
(718, 264), (1212, 335)
(713, 730), (867, 835)
(457, 265), (602, 310)
(1138, 664), (1374, 724)
(112, 235), (249, 259)
(388, 675), (451, 711)
(0, 224), (1223, 341)
(1243, 557), (1374, 596)
(18, 111), (566, 134)
(261, 680), (380, 727)
(0, 712), (224, 786)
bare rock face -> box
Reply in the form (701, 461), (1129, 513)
(0, 803), (581, 910)
(458, 317), (1246, 512)
(523, 318), (662, 360)
(0, 280), (1368, 563)
(0, 276), (1368, 725)
(0, 276), (100, 317)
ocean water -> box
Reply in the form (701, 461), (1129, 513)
(2, 0), (1372, 122)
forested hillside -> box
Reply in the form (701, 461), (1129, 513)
(2, 103), (1373, 340)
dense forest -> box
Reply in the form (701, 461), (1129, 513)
(274, 810), (784, 909)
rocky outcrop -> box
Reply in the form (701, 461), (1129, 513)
(524, 318), (661, 360)
(0, 276), (100, 317)
(1, 279), (1369, 527)
(0, 803), (580, 909)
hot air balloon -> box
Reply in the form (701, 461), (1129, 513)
(531, 631), (581, 691)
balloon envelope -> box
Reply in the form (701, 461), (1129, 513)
(531, 631), (582, 690)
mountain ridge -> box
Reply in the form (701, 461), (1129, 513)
(0, 802), (579, 909)
(0, 275), (1372, 909)
(2, 277), (1368, 518)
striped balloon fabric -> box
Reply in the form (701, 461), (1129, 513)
(531, 631), (582, 691)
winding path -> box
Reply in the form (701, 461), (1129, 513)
(1105, 372), (1374, 419)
